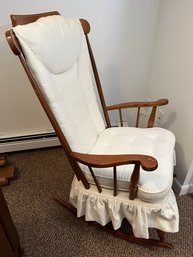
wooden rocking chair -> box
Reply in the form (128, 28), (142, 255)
(5, 11), (179, 248)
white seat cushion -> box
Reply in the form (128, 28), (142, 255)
(80, 127), (175, 203)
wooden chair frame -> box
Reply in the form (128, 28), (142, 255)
(6, 11), (173, 248)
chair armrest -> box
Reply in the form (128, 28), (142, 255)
(70, 152), (157, 171)
(106, 99), (168, 128)
(106, 98), (168, 111)
(71, 152), (158, 200)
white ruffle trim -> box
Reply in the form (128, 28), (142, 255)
(69, 177), (179, 239)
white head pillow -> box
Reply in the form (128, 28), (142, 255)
(14, 16), (82, 74)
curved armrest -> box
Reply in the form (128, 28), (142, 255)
(71, 152), (158, 200)
(106, 98), (168, 128)
(70, 152), (157, 171)
(106, 98), (168, 111)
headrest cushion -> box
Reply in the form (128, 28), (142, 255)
(13, 15), (82, 74)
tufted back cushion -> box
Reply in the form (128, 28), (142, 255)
(13, 15), (105, 152)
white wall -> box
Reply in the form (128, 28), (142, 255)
(146, 0), (193, 185)
(0, 26), (54, 138)
(0, 0), (160, 136)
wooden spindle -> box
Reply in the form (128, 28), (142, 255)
(119, 109), (123, 127)
(129, 162), (140, 200)
(88, 166), (102, 193)
(113, 166), (117, 196)
(148, 106), (157, 128)
(136, 107), (140, 127)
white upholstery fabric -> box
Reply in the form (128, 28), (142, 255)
(70, 177), (179, 239)
(80, 127), (175, 203)
(13, 15), (105, 153)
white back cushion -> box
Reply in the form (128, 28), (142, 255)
(13, 15), (105, 152)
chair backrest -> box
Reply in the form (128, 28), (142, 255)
(10, 12), (107, 152)
(6, 11), (111, 188)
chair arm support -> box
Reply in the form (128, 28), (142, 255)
(106, 98), (168, 111)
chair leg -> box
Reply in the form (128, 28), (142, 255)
(53, 197), (174, 249)
(156, 229), (165, 242)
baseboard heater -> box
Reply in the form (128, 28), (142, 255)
(0, 132), (61, 153)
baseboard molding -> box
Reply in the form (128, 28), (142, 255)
(179, 183), (193, 196)
(173, 177), (193, 196)
(0, 137), (61, 153)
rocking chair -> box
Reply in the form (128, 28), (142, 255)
(5, 11), (179, 248)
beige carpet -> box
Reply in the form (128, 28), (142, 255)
(2, 147), (193, 257)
